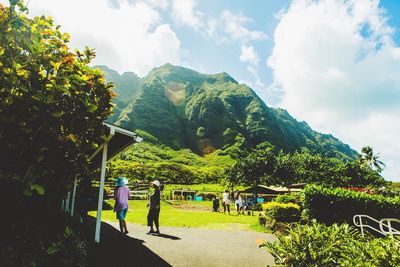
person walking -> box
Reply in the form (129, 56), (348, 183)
(235, 192), (243, 215)
(222, 190), (230, 215)
(212, 196), (220, 212)
(114, 177), (130, 234)
(230, 188), (235, 203)
(147, 180), (161, 234)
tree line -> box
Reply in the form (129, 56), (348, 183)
(224, 143), (386, 188)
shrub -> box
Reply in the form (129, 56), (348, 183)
(0, 1), (113, 203)
(302, 184), (400, 224)
(1, 224), (86, 267)
(253, 203), (263, 211)
(263, 202), (300, 222)
(262, 222), (400, 267)
(275, 193), (298, 204)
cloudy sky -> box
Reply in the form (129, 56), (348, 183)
(2, 0), (400, 181)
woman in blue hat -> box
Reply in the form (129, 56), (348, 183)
(114, 177), (130, 234)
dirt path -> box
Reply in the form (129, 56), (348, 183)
(109, 222), (276, 267)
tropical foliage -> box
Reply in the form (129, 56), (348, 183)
(359, 146), (386, 173)
(263, 202), (300, 222)
(108, 134), (386, 186)
(301, 184), (400, 224)
(0, 1), (113, 265)
(0, 0), (113, 204)
(262, 222), (400, 267)
(226, 144), (386, 187)
(274, 193), (298, 204)
(1, 222), (87, 267)
(107, 133), (233, 184)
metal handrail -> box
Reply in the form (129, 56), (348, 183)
(379, 218), (400, 236)
(353, 214), (400, 237)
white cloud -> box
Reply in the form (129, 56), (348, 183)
(141, 0), (169, 9)
(171, 0), (203, 30)
(22, 0), (180, 76)
(108, 0), (169, 10)
(268, 0), (400, 181)
(220, 10), (268, 43)
(170, 2), (267, 44)
(240, 45), (261, 85)
(240, 45), (260, 66)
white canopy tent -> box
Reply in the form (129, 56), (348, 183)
(68, 122), (142, 243)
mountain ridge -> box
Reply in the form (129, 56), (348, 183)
(97, 63), (357, 160)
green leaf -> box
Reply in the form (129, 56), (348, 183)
(67, 133), (78, 143)
(51, 111), (62, 118)
(31, 183), (45, 195)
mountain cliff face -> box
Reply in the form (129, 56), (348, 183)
(101, 64), (357, 159)
(94, 65), (142, 122)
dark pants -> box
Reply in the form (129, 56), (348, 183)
(223, 203), (230, 213)
(147, 207), (160, 229)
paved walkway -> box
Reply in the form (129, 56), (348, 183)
(108, 222), (276, 267)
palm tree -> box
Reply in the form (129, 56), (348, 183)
(359, 146), (385, 173)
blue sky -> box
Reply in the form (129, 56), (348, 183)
(2, 0), (400, 181)
(167, 0), (289, 103)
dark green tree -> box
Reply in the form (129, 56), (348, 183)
(0, 0), (113, 207)
(290, 152), (337, 186)
(335, 160), (386, 188)
(227, 145), (278, 186)
(274, 151), (297, 186)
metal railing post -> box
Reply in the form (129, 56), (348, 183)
(95, 141), (108, 243)
(70, 176), (78, 217)
(65, 191), (71, 213)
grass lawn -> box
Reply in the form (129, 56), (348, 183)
(89, 200), (264, 232)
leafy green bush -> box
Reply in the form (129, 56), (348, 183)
(275, 193), (298, 204)
(1, 225), (86, 267)
(262, 222), (400, 267)
(263, 202), (300, 222)
(253, 203), (263, 211)
(0, 1), (113, 201)
(302, 184), (400, 224)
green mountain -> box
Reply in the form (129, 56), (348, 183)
(103, 63), (357, 160)
(94, 65), (142, 122)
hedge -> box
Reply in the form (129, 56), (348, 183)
(302, 184), (400, 224)
(263, 202), (300, 222)
(274, 194), (298, 204)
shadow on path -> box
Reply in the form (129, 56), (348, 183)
(81, 218), (171, 267)
(147, 232), (181, 240)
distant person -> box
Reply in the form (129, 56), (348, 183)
(159, 182), (164, 200)
(114, 177), (130, 234)
(251, 193), (257, 206)
(246, 197), (254, 215)
(147, 180), (161, 234)
(221, 194), (226, 212)
(212, 196), (220, 212)
(230, 189), (235, 203)
(222, 190), (230, 215)
(235, 192), (243, 215)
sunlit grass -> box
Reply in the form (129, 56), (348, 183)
(90, 200), (263, 232)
